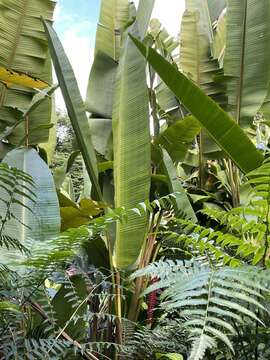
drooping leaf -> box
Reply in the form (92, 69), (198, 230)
(0, 1), (55, 145)
(156, 116), (201, 163)
(0, 67), (48, 89)
(89, 118), (112, 158)
(7, 75), (57, 146)
(130, 35), (263, 174)
(86, 51), (118, 117)
(43, 19), (102, 201)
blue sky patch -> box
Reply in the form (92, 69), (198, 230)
(55, 0), (100, 42)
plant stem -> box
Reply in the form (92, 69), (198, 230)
(115, 270), (123, 347)
(225, 159), (240, 208)
(199, 132), (205, 189)
(128, 210), (163, 322)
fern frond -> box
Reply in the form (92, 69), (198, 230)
(132, 260), (269, 359)
(247, 158), (270, 202)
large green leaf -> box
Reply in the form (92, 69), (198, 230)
(130, 35), (263, 174)
(161, 149), (197, 222)
(7, 71), (57, 146)
(86, 51), (117, 117)
(156, 116), (201, 163)
(180, 1), (223, 101)
(94, 0), (130, 61)
(155, 81), (179, 112)
(61, 198), (106, 231)
(85, 0), (132, 161)
(112, 1), (154, 269)
(180, 1), (226, 158)
(86, 0), (129, 113)
(89, 118), (112, 158)
(150, 19), (180, 117)
(0, 1), (55, 145)
(213, 9), (226, 65)
(43, 20), (102, 201)
(0, 147), (60, 264)
(224, 0), (270, 127)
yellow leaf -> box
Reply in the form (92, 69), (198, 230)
(0, 66), (49, 89)
(79, 198), (107, 217)
(60, 207), (90, 232)
(60, 199), (107, 231)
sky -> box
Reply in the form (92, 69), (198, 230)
(54, 0), (185, 109)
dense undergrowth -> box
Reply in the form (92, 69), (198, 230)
(1, 0), (270, 359)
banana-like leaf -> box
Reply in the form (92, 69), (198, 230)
(0, 67), (48, 89)
(180, 0), (225, 87)
(61, 199), (107, 231)
(130, 35), (263, 173)
(86, 0), (130, 111)
(86, 51), (117, 117)
(0, 1), (55, 145)
(94, 0), (130, 61)
(149, 18), (181, 120)
(7, 75), (57, 145)
(86, 1), (129, 159)
(180, 1), (226, 157)
(112, 1), (154, 269)
(213, 10), (226, 65)
(0, 147), (60, 264)
(161, 149), (197, 222)
(149, 19), (179, 54)
(43, 20), (102, 201)
(156, 116), (201, 163)
(224, 0), (270, 127)
(156, 81), (179, 112)
(89, 118), (112, 158)
(136, 0), (155, 38)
